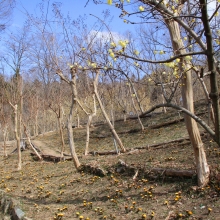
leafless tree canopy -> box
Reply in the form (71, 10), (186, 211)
(0, 0), (15, 31)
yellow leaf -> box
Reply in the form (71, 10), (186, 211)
(185, 56), (192, 61)
(109, 52), (115, 58)
(133, 50), (139, 55)
(107, 0), (112, 5)
(139, 6), (144, 11)
(110, 42), (116, 47)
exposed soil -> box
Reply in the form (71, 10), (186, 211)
(0, 99), (220, 220)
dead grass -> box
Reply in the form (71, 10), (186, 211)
(0, 100), (220, 219)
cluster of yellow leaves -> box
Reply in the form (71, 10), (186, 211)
(107, 0), (130, 5)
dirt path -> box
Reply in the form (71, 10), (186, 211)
(30, 140), (62, 157)
(0, 139), (70, 159)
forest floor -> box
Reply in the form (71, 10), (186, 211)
(0, 99), (220, 220)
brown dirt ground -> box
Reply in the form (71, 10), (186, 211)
(0, 100), (220, 220)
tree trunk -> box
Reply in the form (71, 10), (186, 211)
(85, 94), (96, 156)
(55, 68), (81, 169)
(67, 70), (81, 169)
(199, 0), (220, 146)
(18, 76), (23, 145)
(67, 111), (80, 169)
(58, 114), (65, 158)
(123, 112), (127, 122)
(128, 83), (144, 131)
(128, 78), (144, 114)
(165, 18), (210, 187)
(94, 70), (126, 153)
(23, 123), (42, 160)
(3, 126), (8, 157)
(43, 102), (46, 134)
(34, 96), (39, 136)
(193, 67), (214, 125)
(161, 93), (167, 113)
(77, 112), (80, 128)
(14, 104), (22, 170)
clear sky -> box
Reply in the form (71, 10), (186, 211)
(9, 0), (136, 35)
(1, 0), (218, 76)
(5, 0), (218, 38)
(1, 0), (139, 76)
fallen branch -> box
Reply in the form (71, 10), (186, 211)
(57, 150), (71, 157)
(139, 102), (215, 140)
(116, 159), (196, 178)
(22, 122), (42, 160)
(150, 168), (196, 177)
(29, 143), (41, 153)
(133, 170), (139, 180)
(28, 142), (42, 160)
(88, 150), (118, 156)
(30, 153), (72, 162)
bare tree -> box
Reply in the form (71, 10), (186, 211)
(56, 68), (81, 169)
(92, 0), (220, 186)
(0, 75), (11, 157)
(48, 84), (66, 159)
(93, 70), (126, 152)
(0, 0), (15, 31)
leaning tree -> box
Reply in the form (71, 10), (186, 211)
(91, 0), (220, 186)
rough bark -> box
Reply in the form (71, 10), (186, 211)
(165, 18), (209, 187)
(199, 0), (220, 145)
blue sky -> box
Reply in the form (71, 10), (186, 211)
(9, 0), (136, 35)
(1, 0), (138, 76)
(1, 0), (218, 76)
(6, 0), (218, 39)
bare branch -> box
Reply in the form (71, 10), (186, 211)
(140, 102), (215, 139)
